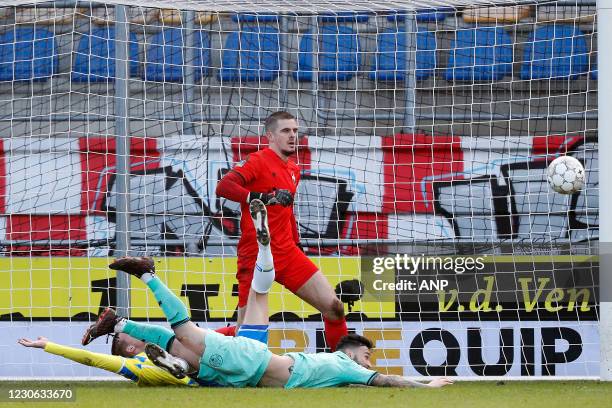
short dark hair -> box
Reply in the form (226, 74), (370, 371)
(264, 111), (296, 132)
(336, 333), (373, 352)
(111, 334), (132, 358)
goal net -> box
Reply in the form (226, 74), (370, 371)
(0, 0), (600, 379)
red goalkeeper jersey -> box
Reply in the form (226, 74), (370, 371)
(231, 148), (300, 258)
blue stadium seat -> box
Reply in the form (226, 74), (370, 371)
(520, 25), (589, 80)
(592, 68), (598, 80)
(369, 29), (436, 81)
(72, 28), (139, 82)
(143, 28), (211, 83)
(218, 25), (280, 82)
(0, 27), (57, 81)
(416, 8), (454, 22)
(232, 14), (280, 23)
(293, 25), (360, 82)
(445, 27), (513, 81)
(388, 8), (454, 23)
(319, 12), (371, 23)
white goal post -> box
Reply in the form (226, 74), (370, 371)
(597, 0), (611, 381)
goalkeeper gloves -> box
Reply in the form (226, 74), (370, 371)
(270, 189), (294, 206)
(247, 189), (294, 207)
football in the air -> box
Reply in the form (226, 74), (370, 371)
(547, 156), (585, 194)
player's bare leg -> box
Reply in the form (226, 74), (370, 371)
(295, 271), (348, 350)
(109, 257), (206, 357)
(295, 272), (344, 321)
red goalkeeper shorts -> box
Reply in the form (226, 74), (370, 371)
(236, 246), (319, 308)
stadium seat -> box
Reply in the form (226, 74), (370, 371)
(72, 28), (139, 82)
(319, 12), (371, 23)
(143, 28), (211, 83)
(293, 25), (361, 82)
(591, 68), (598, 80)
(536, 5), (595, 24)
(462, 6), (532, 24)
(369, 29), (436, 81)
(416, 8), (454, 22)
(218, 25), (280, 82)
(388, 8), (454, 23)
(520, 25), (589, 80)
(157, 9), (218, 26)
(445, 26), (513, 81)
(0, 27), (58, 81)
(232, 14), (280, 23)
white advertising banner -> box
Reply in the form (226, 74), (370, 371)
(0, 321), (599, 379)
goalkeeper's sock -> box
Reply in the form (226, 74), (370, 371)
(251, 243), (275, 294)
(324, 316), (348, 352)
(146, 276), (190, 328)
(120, 320), (176, 351)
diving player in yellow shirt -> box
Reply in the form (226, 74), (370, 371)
(18, 335), (216, 386)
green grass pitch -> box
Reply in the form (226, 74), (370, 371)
(2, 381), (612, 408)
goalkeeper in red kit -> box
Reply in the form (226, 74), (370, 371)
(215, 111), (348, 351)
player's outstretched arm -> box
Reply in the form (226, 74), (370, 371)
(370, 374), (453, 388)
(19, 336), (124, 373)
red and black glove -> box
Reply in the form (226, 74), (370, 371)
(247, 189), (293, 207)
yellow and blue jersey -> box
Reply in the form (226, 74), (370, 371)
(44, 342), (214, 387)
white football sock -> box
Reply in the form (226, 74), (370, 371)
(114, 318), (126, 333)
(141, 272), (154, 284)
(251, 243), (275, 294)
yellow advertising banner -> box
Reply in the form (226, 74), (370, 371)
(0, 257), (395, 320)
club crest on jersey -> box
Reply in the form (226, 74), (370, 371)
(291, 172), (296, 184)
(209, 354), (223, 368)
